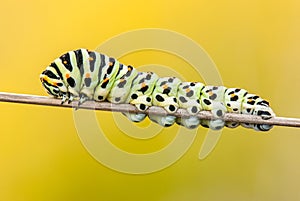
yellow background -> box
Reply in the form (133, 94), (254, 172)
(1, 0), (300, 200)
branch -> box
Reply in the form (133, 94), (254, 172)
(0, 92), (299, 128)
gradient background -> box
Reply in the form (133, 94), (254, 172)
(1, 0), (300, 200)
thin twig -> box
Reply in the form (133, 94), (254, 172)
(0, 92), (299, 128)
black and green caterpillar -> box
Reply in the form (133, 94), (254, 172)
(40, 48), (275, 131)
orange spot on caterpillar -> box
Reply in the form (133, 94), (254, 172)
(89, 57), (94, 61)
(63, 60), (67, 64)
(41, 76), (58, 86)
(103, 78), (109, 83)
(163, 84), (168, 89)
(141, 82), (146, 88)
(247, 99), (255, 105)
(86, 73), (91, 78)
(109, 62), (113, 66)
(128, 67), (132, 71)
(185, 88), (191, 93)
(42, 76), (49, 83)
(66, 73), (70, 78)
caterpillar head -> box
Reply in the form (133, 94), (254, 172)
(40, 69), (66, 98)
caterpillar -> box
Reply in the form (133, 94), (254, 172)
(40, 48), (275, 131)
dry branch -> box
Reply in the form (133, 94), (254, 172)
(0, 92), (299, 128)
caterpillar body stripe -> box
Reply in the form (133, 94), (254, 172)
(40, 48), (275, 131)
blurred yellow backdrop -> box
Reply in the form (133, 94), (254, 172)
(1, 0), (300, 200)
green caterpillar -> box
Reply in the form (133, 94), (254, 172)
(40, 48), (275, 131)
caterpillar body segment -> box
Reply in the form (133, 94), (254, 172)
(199, 86), (227, 130)
(40, 49), (276, 131)
(176, 82), (204, 129)
(126, 72), (159, 112)
(224, 88), (248, 128)
(148, 77), (182, 127)
(92, 57), (120, 103)
(122, 72), (159, 123)
(107, 65), (138, 104)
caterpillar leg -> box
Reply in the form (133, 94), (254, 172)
(148, 77), (181, 127)
(200, 86), (227, 130)
(123, 72), (159, 122)
(148, 115), (177, 127)
(242, 94), (275, 131)
(61, 92), (75, 105)
(176, 82), (204, 129)
(176, 116), (200, 129)
(67, 93), (74, 104)
(78, 93), (89, 107)
(122, 113), (147, 122)
(61, 93), (69, 104)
